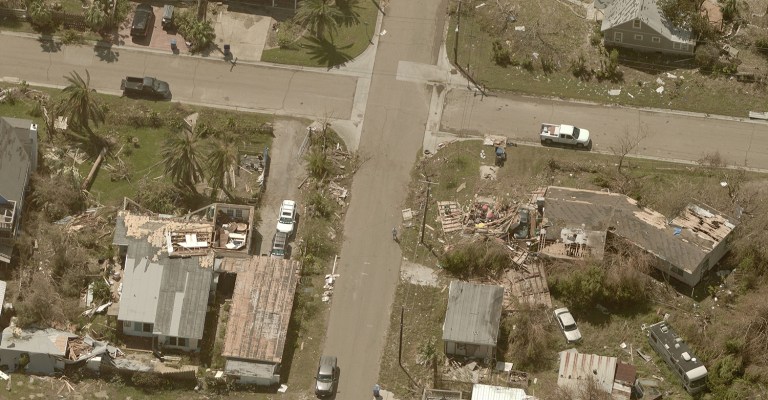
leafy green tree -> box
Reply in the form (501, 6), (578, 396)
(206, 138), (239, 200)
(296, 0), (343, 38)
(161, 129), (206, 192)
(85, 2), (108, 32)
(27, 0), (55, 30)
(59, 70), (105, 133)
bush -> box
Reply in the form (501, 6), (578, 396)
(61, 29), (85, 45)
(440, 240), (508, 279)
(305, 147), (332, 179)
(29, 172), (86, 221)
(569, 53), (592, 81)
(596, 49), (623, 82)
(175, 11), (216, 53)
(550, 265), (605, 310)
(506, 306), (556, 370)
(491, 40), (511, 67)
(307, 190), (333, 219)
(695, 43), (720, 71)
(540, 55), (557, 74)
(756, 37), (768, 57)
(92, 279), (112, 303)
(134, 178), (185, 215)
(16, 273), (66, 328)
(131, 372), (169, 390)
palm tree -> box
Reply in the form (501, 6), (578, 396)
(295, 0), (343, 39)
(60, 70), (105, 133)
(206, 137), (239, 201)
(335, 0), (362, 27)
(161, 129), (206, 192)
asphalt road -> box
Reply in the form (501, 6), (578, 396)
(320, 0), (447, 399)
(441, 90), (768, 170)
(0, 33), (357, 120)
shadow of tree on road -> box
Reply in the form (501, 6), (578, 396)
(38, 35), (61, 53)
(94, 44), (120, 63)
(304, 36), (353, 70)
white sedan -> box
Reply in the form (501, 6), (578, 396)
(554, 307), (582, 343)
(276, 200), (297, 235)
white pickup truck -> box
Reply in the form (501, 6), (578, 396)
(539, 123), (592, 148)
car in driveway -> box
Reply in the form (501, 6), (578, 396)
(554, 307), (582, 343)
(271, 231), (288, 259)
(130, 4), (155, 38)
(314, 355), (338, 397)
(276, 200), (296, 235)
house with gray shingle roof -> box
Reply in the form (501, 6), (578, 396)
(0, 117), (38, 265)
(600, 0), (696, 55)
(543, 186), (737, 287)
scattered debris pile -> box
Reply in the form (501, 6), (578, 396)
(436, 197), (519, 237)
(499, 247), (552, 310)
(444, 359), (486, 384)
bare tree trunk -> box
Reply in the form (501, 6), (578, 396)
(82, 147), (108, 190)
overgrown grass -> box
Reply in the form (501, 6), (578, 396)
(260, 1), (378, 67)
(447, 0), (768, 117)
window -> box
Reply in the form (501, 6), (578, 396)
(634, 34), (643, 41)
(652, 36), (660, 43)
(614, 32), (623, 42)
(673, 42), (682, 50)
(633, 20), (641, 29)
(178, 338), (187, 347)
(124, 321), (133, 329)
(169, 337), (188, 347)
(133, 321), (142, 331)
(143, 323), (152, 333)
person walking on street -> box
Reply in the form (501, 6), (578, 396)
(373, 383), (381, 398)
(392, 227), (398, 242)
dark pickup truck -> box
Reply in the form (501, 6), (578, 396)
(120, 76), (171, 99)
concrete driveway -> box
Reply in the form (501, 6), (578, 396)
(256, 119), (307, 257)
(212, 7), (272, 62)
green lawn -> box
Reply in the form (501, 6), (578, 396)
(447, 0), (768, 118)
(261, 2), (378, 68)
(1, 84), (274, 206)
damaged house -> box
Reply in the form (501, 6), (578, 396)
(0, 327), (76, 375)
(112, 202), (255, 351)
(541, 186), (737, 287)
(218, 256), (300, 385)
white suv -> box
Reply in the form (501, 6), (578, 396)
(276, 200), (296, 235)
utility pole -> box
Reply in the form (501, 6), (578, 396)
(398, 306), (419, 387)
(454, 0), (461, 64)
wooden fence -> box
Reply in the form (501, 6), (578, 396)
(0, 6), (88, 30)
